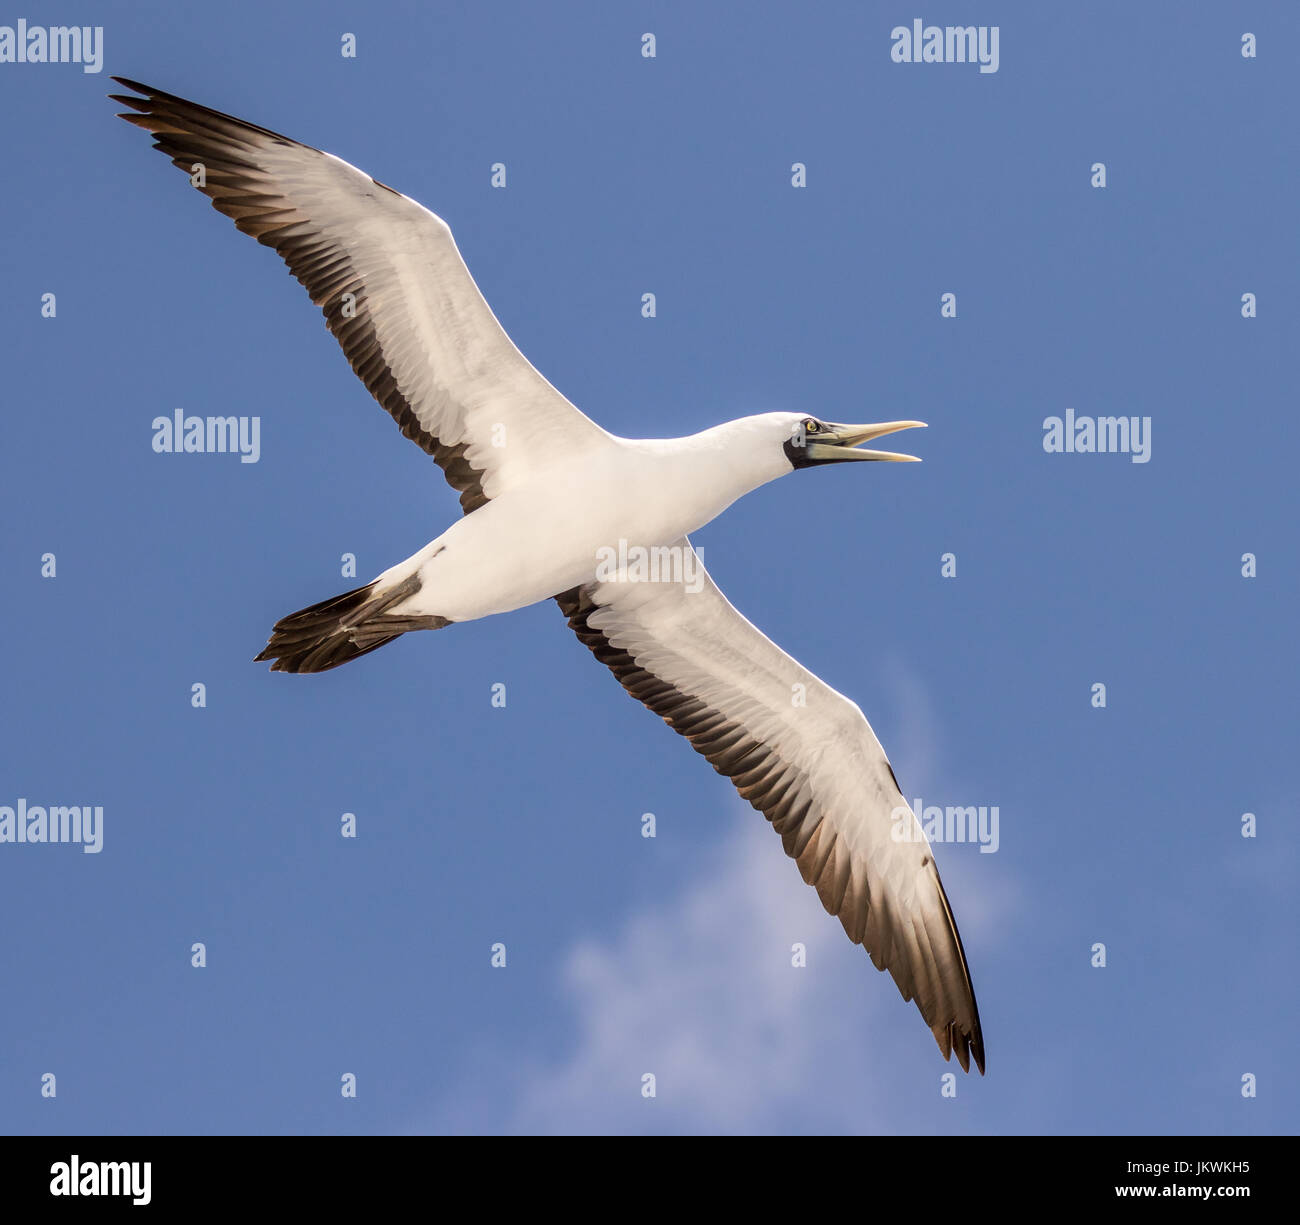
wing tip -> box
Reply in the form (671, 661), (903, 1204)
(107, 76), (318, 153)
(936, 1021), (986, 1076)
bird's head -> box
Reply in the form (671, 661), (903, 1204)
(684, 412), (927, 514)
(777, 413), (927, 469)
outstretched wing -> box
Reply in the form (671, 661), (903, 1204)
(112, 78), (608, 513)
(557, 543), (985, 1072)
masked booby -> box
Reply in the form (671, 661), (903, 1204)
(112, 79), (985, 1074)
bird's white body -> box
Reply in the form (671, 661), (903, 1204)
(384, 418), (795, 623)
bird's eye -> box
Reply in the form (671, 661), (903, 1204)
(804, 419), (819, 434)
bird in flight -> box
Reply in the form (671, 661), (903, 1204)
(112, 79), (985, 1074)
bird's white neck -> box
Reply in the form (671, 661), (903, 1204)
(615, 418), (793, 529)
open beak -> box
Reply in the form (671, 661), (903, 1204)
(803, 420), (927, 464)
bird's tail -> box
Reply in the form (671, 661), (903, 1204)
(254, 575), (449, 673)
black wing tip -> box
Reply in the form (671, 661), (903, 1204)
(107, 76), (316, 152)
(109, 76), (182, 103)
(938, 1022), (986, 1076)
(109, 78), (162, 108)
(109, 80), (151, 121)
(922, 857), (986, 1075)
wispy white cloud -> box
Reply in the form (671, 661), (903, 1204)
(503, 818), (893, 1134)
(416, 657), (1017, 1134)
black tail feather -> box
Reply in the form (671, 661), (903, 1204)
(255, 576), (449, 673)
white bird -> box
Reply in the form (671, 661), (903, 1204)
(113, 79), (985, 1074)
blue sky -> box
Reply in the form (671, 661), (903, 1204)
(1, 1), (1296, 1135)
